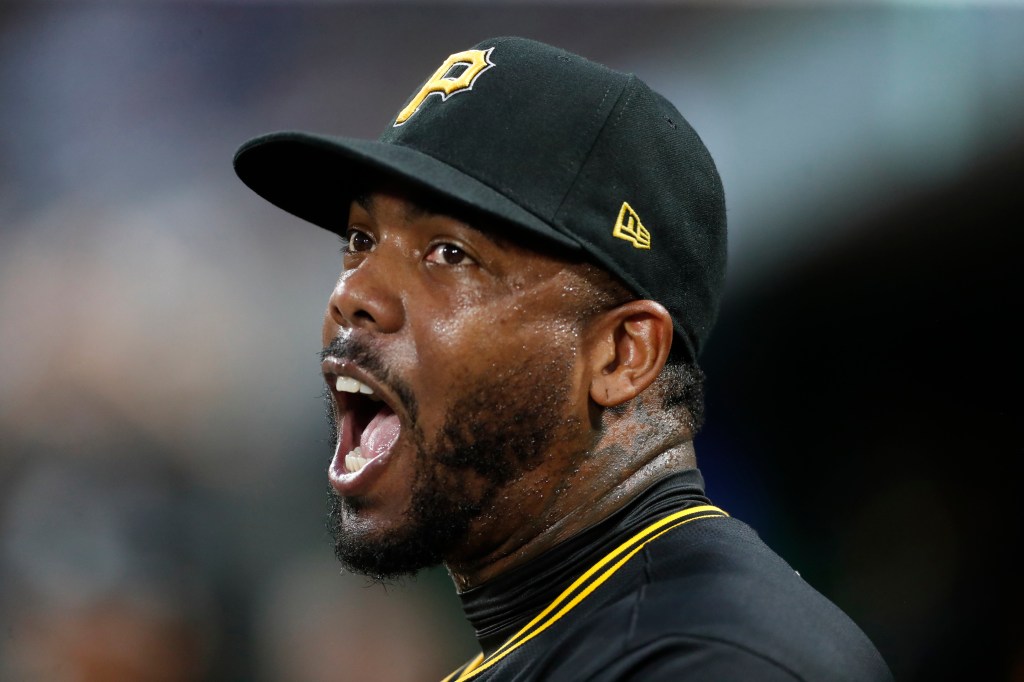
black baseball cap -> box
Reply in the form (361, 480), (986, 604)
(234, 36), (726, 361)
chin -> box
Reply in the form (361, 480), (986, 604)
(327, 480), (477, 581)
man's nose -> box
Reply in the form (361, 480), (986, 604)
(325, 259), (405, 334)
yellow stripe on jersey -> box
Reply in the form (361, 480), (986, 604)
(445, 504), (729, 682)
(441, 653), (485, 682)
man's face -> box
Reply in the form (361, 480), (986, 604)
(321, 186), (599, 580)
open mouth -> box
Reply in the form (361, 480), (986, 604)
(328, 371), (402, 476)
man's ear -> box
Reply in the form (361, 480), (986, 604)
(585, 300), (674, 407)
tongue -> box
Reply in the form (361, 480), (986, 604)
(360, 405), (401, 460)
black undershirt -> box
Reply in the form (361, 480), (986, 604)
(458, 470), (711, 656)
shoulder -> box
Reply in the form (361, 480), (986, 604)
(537, 623), (807, 681)
(549, 515), (893, 682)
(461, 514), (892, 682)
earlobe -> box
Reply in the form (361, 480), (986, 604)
(587, 300), (673, 408)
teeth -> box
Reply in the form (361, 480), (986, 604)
(344, 446), (368, 473)
(335, 375), (374, 397)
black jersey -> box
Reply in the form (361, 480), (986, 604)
(446, 471), (892, 682)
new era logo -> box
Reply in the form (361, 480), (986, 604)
(612, 202), (651, 249)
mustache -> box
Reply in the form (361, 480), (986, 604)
(321, 334), (387, 373)
(320, 334), (418, 423)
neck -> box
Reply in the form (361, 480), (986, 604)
(445, 435), (697, 591)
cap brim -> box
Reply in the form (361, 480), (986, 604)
(233, 131), (581, 251)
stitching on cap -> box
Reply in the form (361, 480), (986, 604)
(551, 76), (632, 219)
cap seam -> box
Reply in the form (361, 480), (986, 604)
(550, 77), (631, 222)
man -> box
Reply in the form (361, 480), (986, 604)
(234, 37), (892, 681)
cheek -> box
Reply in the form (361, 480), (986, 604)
(416, 314), (584, 418)
(408, 286), (589, 406)
(427, 304), (577, 366)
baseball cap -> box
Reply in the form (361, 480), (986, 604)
(234, 36), (726, 361)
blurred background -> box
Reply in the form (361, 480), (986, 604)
(0, 1), (1020, 680)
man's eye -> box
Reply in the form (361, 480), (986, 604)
(425, 243), (475, 266)
(344, 229), (374, 254)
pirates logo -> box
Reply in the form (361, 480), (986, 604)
(394, 48), (496, 126)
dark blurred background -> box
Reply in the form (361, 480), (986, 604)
(0, 2), (1020, 681)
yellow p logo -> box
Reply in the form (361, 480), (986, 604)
(394, 48), (495, 126)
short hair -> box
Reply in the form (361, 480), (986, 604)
(659, 346), (706, 435)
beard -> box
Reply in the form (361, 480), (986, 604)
(324, 338), (580, 582)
